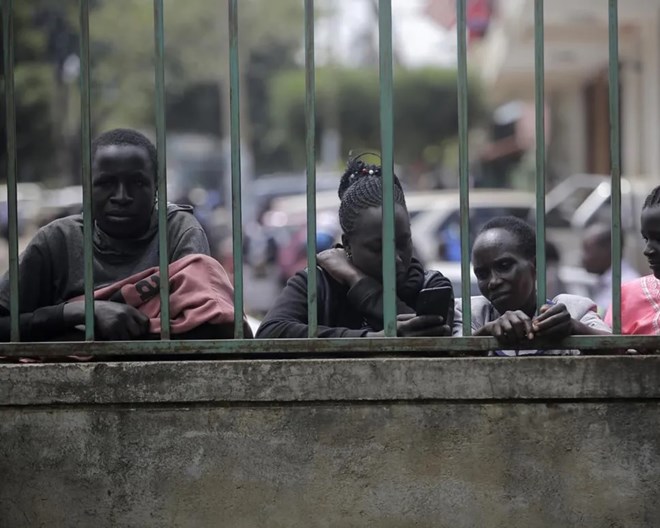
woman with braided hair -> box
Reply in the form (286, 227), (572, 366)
(256, 157), (454, 338)
(606, 185), (660, 334)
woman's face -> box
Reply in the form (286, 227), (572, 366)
(472, 228), (536, 315)
(343, 204), (413, 287)
(641, 205), (660, 279)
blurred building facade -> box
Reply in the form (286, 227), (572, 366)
(474, 0), (660, 185)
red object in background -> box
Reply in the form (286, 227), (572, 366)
(425, 0), (457, 30)
(424, 0), (492, 42)
(466, 0), (492, 40)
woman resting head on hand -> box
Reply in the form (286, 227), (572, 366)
(453, 216), (610, 355)
(256, 155), (454, 338)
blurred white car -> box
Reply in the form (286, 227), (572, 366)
(0, 183), (44, 235)
(545, 173), (654, 269)
(411, 189), (535, 266)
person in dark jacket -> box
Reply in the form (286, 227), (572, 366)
(0, 128), (238, 341)
(256, 157), (454, 338)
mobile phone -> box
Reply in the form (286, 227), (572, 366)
(416, 286), (453, 321)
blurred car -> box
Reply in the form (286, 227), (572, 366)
(545, 173), (654, 269)
(0, 183), (45, 237)
(411, 189), (535, 266)
(166, 133), (225, 206)
(250, 172), (339, 223)
(263, 189), (470, 283)
(275, 212), (340, 285)
(37, 185), (83, 227)
(544, 174), (614, 230)
(265, 188), (473, 227)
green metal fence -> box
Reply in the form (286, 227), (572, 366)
(0, 0), (657, 358)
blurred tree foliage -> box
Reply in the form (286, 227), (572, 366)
(2, 1), (483, 181)
(87, 0), (304, 166)
(0, 1), (60, 182)
(2, 0), (305, 182)
(269, 67), (484, 169)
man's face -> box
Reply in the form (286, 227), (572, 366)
(92, 144), (156, 239)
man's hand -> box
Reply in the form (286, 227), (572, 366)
(532, 302), (572, 339)
(317, 248), (365, 287)
(368, 313), (450, 337)
(478, 310), (534, 345)
(64, 300), (150, 340)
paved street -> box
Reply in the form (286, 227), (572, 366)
(242, 264), (283, 318)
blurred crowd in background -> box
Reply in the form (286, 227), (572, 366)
(2, 0), (660, 319)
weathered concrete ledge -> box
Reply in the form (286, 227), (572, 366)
(1, 357), (660, 527)
(1, 356), (659, 406)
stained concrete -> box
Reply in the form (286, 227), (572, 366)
(1, 357), (659, 527)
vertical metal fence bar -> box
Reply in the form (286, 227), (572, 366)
(228, 0), (244, 338)
(2, 0), (19, 340)
(378, 0), (397, 337)
(79, 0), (95, 340)
(608, 0), (622, 334)
(153, 0), (170, 339)
(456, 0), (471, 335)
(304, 0), (318, 337)
(534, 0), (547, 307)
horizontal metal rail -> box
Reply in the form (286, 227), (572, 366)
(0, 336), (656, 358)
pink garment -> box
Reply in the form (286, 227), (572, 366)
(605, 274), (660, 334)
(3, 255), (235, 363)
(73, 253), (235, 334)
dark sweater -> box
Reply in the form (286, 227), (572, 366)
(256, 259), (453, 338)
(0, 204), (209, 341)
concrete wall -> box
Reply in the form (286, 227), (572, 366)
(1, 356), (659, 527)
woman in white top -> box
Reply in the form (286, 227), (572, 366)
(453, 216), (610, 355)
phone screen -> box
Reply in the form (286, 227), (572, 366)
(416, 286), (453, 320)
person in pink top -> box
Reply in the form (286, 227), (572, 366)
(606, 185), (660, 334)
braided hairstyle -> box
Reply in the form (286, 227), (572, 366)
(337, 156), (407, 236)
(643, 185), (660, 209)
